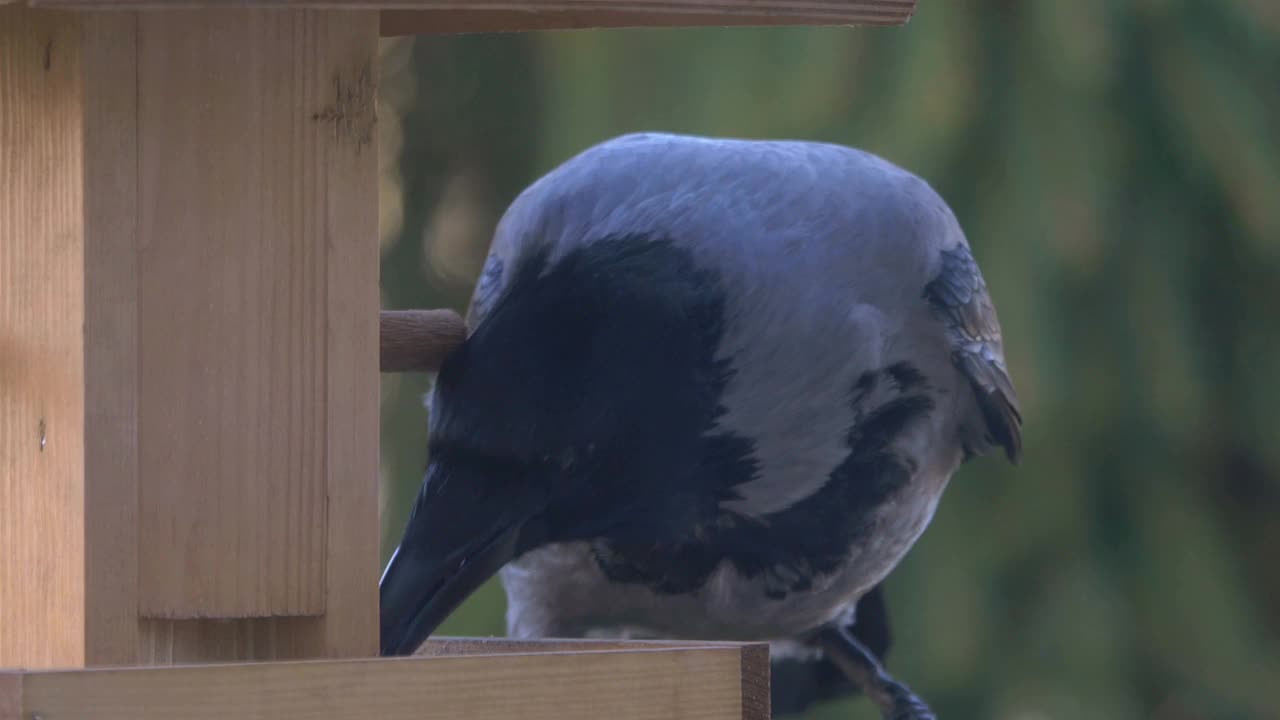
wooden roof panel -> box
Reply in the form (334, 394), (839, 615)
(18, 0), (917, 33)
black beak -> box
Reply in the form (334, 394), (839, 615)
(379, 460), (546, 657)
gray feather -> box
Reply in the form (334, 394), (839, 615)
(923, 244), (1023, 463)
(474, 132), (982, 514)
(455, 132), (1024, 647)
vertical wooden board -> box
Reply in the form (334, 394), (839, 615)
(131, 9), (378, 624)
(0, 673), (21, 720)
(738, 643), (771, 720)
(81, 9), (143, 667)
(82, 9), (330, 667)
(133, 7), (326, 620)
(315, 9), (381, 658)
(0, 4), (86, 669)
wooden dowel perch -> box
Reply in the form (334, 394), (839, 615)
(380, 309), (468, 373)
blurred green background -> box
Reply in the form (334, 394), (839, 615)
(375, 3), (1280, 718)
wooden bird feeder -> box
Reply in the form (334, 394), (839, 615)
(0, 0), (915, 717)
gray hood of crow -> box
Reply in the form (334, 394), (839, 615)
(415, 132), (1020, 644)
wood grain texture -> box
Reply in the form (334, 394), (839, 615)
(0, 674), (20, 720)
(133, 8), (324, 620)
(1, 7), (378, 665)
(5, 646), (749, 719)
(415, 637), (760, 656)
(0, 3), (87, 670)
(133, 7), (380, 661)
(380, 309), (466, 372)
(81, 9), (144, 668)
(739, 642), (771, 720)
(316, 7), (381, 660)
(380, 1), (915, 35)
(22, 0), (917, 32)
(137, 617), (327, 664)
(417, 638), (771, 718)
(127, 9), (379, 629)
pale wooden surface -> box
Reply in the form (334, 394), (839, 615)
(416, 635), (771, 719)
(132, 6), (326, 622)
(1, 645), (757, 719)
(2, 4), (381, 666)
(380, 1), (915, 34)
(314, 7), (382, 663)
(118, 7), (380, 654)
(380, 309), (467, 372)
(81, 9), (144, 667)
(18, 0), (917, 33)
(0, 4), (87, 670)
(419, 637), (770, 720)
(416, 636), (749, 655)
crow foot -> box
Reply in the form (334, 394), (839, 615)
(814, 624), (937, 720)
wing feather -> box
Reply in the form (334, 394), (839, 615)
(924, 244), (1023, 463)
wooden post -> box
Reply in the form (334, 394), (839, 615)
(2, 3), (381, 668)
(0, 3), (86, 671)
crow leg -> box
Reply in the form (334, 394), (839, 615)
(815, 624), (937, 720)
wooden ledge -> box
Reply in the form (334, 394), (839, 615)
(11, 0), (918, 34)
(1, 638), (771, 720)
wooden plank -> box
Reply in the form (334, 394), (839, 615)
(22, 0), (917, 32)
(123, 9), (378, 631)
(79, 7), (341, 665)
(0, 673), (21, 720)
(381, 9), (851, 35)
(81, 9), (144, 668)
(0, 3), (87, 670)
(2, 646), (756, 719)
(380, 2), (914, 35)
(130, 8), (379, 661)
(416, 637), (752, 656)
(317, 7), (382, 660)
(131, 7), (325, 620)
(1, 6), (378, 665)
(739, 642), (770, 720)
(416, 636), (771, 717)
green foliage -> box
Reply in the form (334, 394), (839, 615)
(379, 4), (1280, 716)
